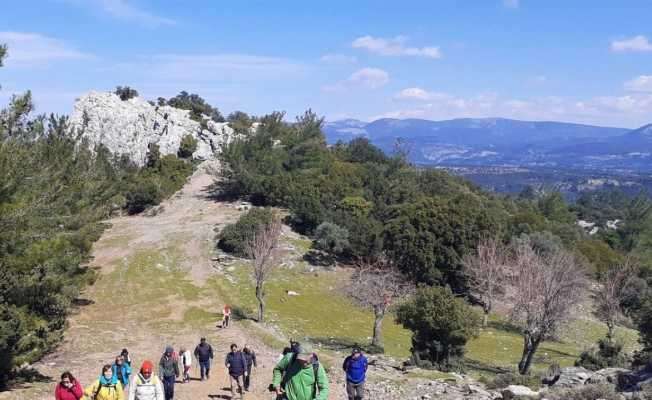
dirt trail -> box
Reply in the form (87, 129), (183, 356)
(7, 162), (282, 400)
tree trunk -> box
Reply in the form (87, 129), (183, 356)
(371, 307), (384, 347)
(518, 332), (541, 375)
(256, 284), (265, 323)
(482, 311), (489, 327)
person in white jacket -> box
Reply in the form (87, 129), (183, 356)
(128, 360), (164, 400)
(180, 347), (192, 383)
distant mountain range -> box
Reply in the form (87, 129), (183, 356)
(323, 118), (652, 171)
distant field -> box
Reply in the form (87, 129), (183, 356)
(208, 237), (640, 377)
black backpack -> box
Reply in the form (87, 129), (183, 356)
(281, 351), (320, 394)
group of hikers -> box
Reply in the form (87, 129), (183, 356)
(53, 305), (369, 400)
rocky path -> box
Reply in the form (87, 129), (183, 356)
(5, 162), (281, 400)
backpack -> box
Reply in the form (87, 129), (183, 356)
(281, 352), (321, 395)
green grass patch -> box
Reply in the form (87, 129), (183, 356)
(183, 307), (219, 327)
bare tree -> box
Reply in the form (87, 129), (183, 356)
(507, 242), (588, 375)
(245, 210), (282, 323)
(596, 257), (639, 341)
(346, 259), (413, 348)
(462, 237), (508, 327)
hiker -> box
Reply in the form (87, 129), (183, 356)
(225, 343), (247, 399)
(55, 371), (83, 400)
(342, 348), (368, 400)
(193, 337), (214, 380)
(271, 341), (329, 400)
(242, 344), (257, 392)
(180, 346), (192, 383)
(128, 360), (164, 400)
(121, 349), (132, 367)
(277, 346), (292, 363)
(222, 304), (232, 328)
(84, 364), (124, 400)
(158, 345), (179, 400)
(113, 355), (132, 389)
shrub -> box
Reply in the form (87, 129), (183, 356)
(486, 373), (540, 390)
(576, 338), (629, 370)
(545, 384), (620, 400)
(218, 208), (276, 257)
(167, 91), (224, 123)
(114, 86), (138, 101)
(314, 222), (349, 256)
(125, 179), (162, 215)
(396, 285), (480, 371)
(178, 134), (198, 159)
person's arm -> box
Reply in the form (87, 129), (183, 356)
(364, 356), (368, 372)
(127, 377), (136, 400)
(174, 359), (180, 378)
(315, 364), (330, 400)
(116, 382), (125, 400)
(342, 356), (349, 372)
(84, 380), (99, 398)
(252, 351), (257, 368)
(54, 384), (62, 400)
(155, 377), (165, 400)
(194, 346), (199, 358)
(158, 358), (165, 379)
(72, 381), (83, 399)
(272, 354), (290, 390)
(209, 345), (214, 359)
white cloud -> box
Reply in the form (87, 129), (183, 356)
(351, 35), (442, 59)
(394, 87), (449, 101)
(624, 75), (652, 92)
(323, 67), (390, 92)
(503, 0), (520, 8)
(0, 31), (93, 68)
(64, 0), (176, 27)
(611, 35), (652, 52)
(320, 54), (357, 64)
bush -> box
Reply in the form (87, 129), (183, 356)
(545, 384), (620, 400)
(576, 338), (629, 370)
(314, 222), (349, 256)
(396, 285), (480, 371)
(218, 208), (276, 257)
(178, 134), (198, 159)
(167, 91), (224, 123)
(114, 86), (138, 101)
(486, 373), (540, 390)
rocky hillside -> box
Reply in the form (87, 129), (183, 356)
(69, 91), (235, 166)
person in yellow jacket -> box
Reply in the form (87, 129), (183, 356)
(84, 364), (124, 400)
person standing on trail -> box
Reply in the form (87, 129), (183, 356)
(179, 346), (192, 383)
(128, 360), (164, 400)
(55, 371), (83, 400)
(271, 342), (329, 400)
(242, 344), (257, 392)
(193, 337), (214, 380)
(84, 364), (124, 400)
(112, 355), (132, 390)
(225, 343), (247, 399)
(342, 348), (368, 400)
(222, 304), (232, 328)
(158, 345), (179, 400)
(121, 349), (132, 367)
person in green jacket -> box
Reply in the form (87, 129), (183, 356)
(271, 342), (329, 400)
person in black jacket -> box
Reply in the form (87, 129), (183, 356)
(225, 343), (247, 399)
(242, 344), (257, 392)
(194, 337), (214, 380)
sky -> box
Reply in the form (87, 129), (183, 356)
(1, 0), (652, 128)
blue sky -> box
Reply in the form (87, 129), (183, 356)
(2, 0), (652, 127)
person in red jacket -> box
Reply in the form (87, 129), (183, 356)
(55, 371), (83, 400)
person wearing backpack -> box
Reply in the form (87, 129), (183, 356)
(193, 337), (213, 380)
(242, 344), (257, 392)
(55, 371), (83, 400)
(158, 345), (179, 400)
(112, 355), (132, 389)
(121, 349), (132, 368)
(84, 364), (124, 400)
(179, 347), (192, 383)
(342, 348), (368, 400)
(128, 360), (164, 400)
(271, 342), (329, 400)
(225, 343), (247, 399)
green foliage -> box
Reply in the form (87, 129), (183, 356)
(485, 373), (541, 390)
(576, 338), (629, 370)
(545, 384), (621, 400)
(114, 86), (138, 101)
(218, 208), (275, 257)
(0, 44), (6, 67)
(396, 285), (480, 370)
(313, 222), (349, 256)
(227, 111), (254, 134)
(166, 91), (224, 123)
(178, 134), (198, 159)
(634, 296), (652, 366)
(576, 239), (622, 278)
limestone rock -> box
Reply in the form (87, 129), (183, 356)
(551, 366), (593, 387)
(501, 385), (540, 399)
(587, 368), (630, 385)
(69, 91), (237, 166)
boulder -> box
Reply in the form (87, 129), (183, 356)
(69, 91), (238, 166)
(587, 368), (631, 385)
(501, 385), (540, 399)
(551, 366), (593, 387)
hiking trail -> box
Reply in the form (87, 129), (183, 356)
(6, 162), (283, 400)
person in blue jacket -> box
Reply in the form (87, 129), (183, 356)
(342, 348), (368, 400)
(112, 354), (132, 389)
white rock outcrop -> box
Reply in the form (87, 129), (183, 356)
(69, 91), (235, 166)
